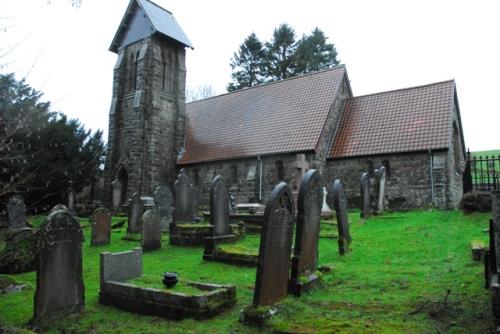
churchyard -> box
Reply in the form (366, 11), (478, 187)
(0, 208), (492, 333)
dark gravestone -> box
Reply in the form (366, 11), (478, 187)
(91, 207), (111, 246)
(153, 185), (173, 232)
(333, 180), (352, 255)
(7, 195), (26, 229)
(33, 208), (84, 323)
(50, 204), (69, 214)
(254, 182), (295, 307)
(127, 193), (143, 233)
(377, 166), (387, 213)
(289, 169), (323, 296)
(141, 209), (161, 251)
(174, 169), (194, 222)
(0, 227), (36, 274)
(360, 172), (371, 218)
(210, 175), (230, 236)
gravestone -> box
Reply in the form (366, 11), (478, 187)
(253, 182), (295, 307)
(33, 208), (84, 323)
(174, 169), (193, 222)
(50, 204), (69, 214)
(360, 172), (371, 218)
(333, 180), (352, 255)
(91, 207), (111, 246)
(152, 185), (173, 232)
(141, 209), (161, 251)
(321, 187), (333, 216)
(289, 170), (322, 296)
(127, 193), (143, 233)
(377, 166), (387, 213)
(210, 175), (230, 236)
(67, 181), (75, 212)
(111, 179), (122, 212)
(7, 195), (26, 229)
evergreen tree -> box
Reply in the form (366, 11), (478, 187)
(264, 23), (297, 81)
(295, 27), (339, 74)
(227, 33), (266, 92)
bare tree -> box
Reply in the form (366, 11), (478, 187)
(186, 84), (216, 103)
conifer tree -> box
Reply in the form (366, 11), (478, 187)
(295, 27), (339, 74)
(227, 33), (266, 92)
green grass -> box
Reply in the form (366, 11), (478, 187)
(0, 210), (493, 333)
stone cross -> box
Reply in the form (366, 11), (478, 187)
(360, 172), (371, 218)
(377, 166), (387, 214)
(152, 185), (173, 232)
(7, 195), (26, 229)
(210, 175), (230, 236)
(91, 207), (111, 246)
(33, 207), (84, 323)
(111, 179), (122, 212)
(321, 187), (333, 215)
(174, 169), (194, 222)
(291, 154), (309, 189)
(141, 209), (161, 251)
(253, 182), (295, 307)
(127, 193), (143, 233)
(332, 180), (352, 255)
(289, 170), (322, 295)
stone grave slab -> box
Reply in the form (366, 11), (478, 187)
(174, 169), (194, 222)
(333, 180), (352, 255)
(152, 185), (173, 232)
(7, 195), (26, 229)
(127, 193), (143, 234)
(91, 207), (111, 246)
(141, 210), (161, 251)
(360, 172), (371, 218)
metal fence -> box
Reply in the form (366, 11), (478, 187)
(463, 149), (500, 193)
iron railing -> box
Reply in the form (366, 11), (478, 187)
(463, 149), (500, 193)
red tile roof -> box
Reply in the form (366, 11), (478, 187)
(329, 80), (455, 158)
(178, 66), (346, 165)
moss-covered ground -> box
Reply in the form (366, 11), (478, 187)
(0, 210), (493, 333)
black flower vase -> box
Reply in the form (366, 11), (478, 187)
(162, 272), (178, 288)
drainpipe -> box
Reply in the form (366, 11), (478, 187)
(258, 156), (263, 202)
(429, 149), (436, 206)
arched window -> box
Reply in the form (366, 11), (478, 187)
(128, 54), (135, 91)
(161, 51), (167, 91)
(168, 51), (175, 92)
(115, 165), (128, 205)
(133, 51), (140, 90)
(275, 160), (284, 181)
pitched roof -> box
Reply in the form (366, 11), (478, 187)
(109, 0), (192, 53)
(329, 80), (456, 159)
(177, 66), (347, 165)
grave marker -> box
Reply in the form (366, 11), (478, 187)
(127, 193), (143, 233)
(141, 209), (161, 251)
(360, 172), (371, 218)
(91, 207), (111, 246)
(7, 195), (26, 229)
(152, 185), (173, 232)
(377, 166), (387, 213)
(333, 180), (352, 255)
(174, 169), (193, 222)
(111, 179), (122, 212)
(210, 175), (230, 236)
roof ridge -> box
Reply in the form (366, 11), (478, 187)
(187, 65), (346, 105)
(351, 79), (455, 100)
(139, 0), (172, 14)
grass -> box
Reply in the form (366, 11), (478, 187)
(0, 210), (493, 333)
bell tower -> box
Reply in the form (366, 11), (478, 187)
(104, 0), (192, 206)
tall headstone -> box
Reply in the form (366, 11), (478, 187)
(253, 182), (295, 307)
(67, 181), (75, 212)
(174, 169), (193, 222)
(33, 208), (84, 322)
(111, 179), (122, 212)
(7, 195), (26, 229)
(152, 185), (173, 232)
(360, 172), (371, 218)
(333, 180), (352, 255)
(91, 207), (111, 246)
(210, 175), (230, 236)
(127, 193), (143, 233)
(289, 170), (322, 296)
(377, 166), (387, 214)
(141, 209), (161, 251)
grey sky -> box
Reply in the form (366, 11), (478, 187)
(1, 0), (499, 151)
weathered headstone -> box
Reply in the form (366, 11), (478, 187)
(0, 227), (36, 274)
(289, 170), (322, 296)
(127, 193), (143, 233)
(91, 207), (111, 246)
(7, 195), (26, 229)
(210, 175), (230, 236)
(254, 182), (295, 307)
(360, 172), (371, 218)
(321, 187), (333, 216)
(377, 166), (387, 213)
(141, 209), (161, 251)
(174, 169), (193, 222)
(152, 185), (173, 232)
(333, 180), (352, 255)
(67, 181), (75, 212)
(111, 179), (122, 212)
(33, 208), (84, 323)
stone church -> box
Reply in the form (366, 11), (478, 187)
(104, 0), (466, 211)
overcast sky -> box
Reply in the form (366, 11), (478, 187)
(1, 0), (499, 152)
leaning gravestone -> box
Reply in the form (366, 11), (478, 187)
(360, 172), (371, 218)
(289, 170), (323, 296)
(91, 207), (111, 246)
(152, 185), (173, 232)
(377, 166), (387, 214)
(7, 195), (26, 229)
(32, 208), (84, 323)
(127, 193), (143, 234)
(141, 209), (161, 251)
(111, 179), (122, 212)
(210, 175), (230, 236)
(333, 180), (352, 255)
(174, 169), (193, 222)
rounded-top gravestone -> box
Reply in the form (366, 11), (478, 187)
(210, 175), (230, 236)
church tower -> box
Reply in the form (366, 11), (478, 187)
(104, 0), (192, 206)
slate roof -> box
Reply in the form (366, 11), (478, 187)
(177, 66), (347, 165)
(329, 80), (456, 158)
(110, 0), (192, 53)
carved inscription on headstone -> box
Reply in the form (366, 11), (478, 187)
(141, 209), (161, 251)
(127, 193), (143, 233)
(333, 180), (352, 255)
(210, 175), (230, 236)
(253, 182), (295, 307)
(91, 207), (111, 246)
(33, 208), (84, 322)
